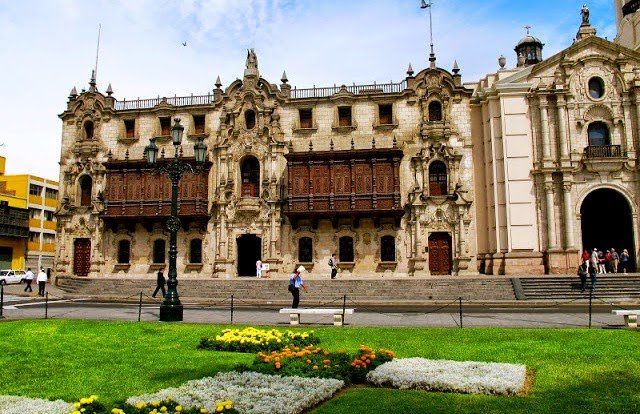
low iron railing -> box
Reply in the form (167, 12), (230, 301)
(584, 145), (623, 158)
(114, 94), (214, 111)
(290, 80), (407, 99)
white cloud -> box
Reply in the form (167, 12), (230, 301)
(0, 0), (617, 179)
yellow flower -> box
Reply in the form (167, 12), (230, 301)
(216, 405), (224, 412)
(71, 411), (81, 414)
(160, 406), (168, 412)
(225, 403), (233, 410)
(135, 401), (147, 409)
(152, 401), (161, 407)
(175, 405), (183, 412)
(74, 402), (81, 409)
(200, 408), (208, 413)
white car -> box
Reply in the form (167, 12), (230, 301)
(0, 269), (27, 285)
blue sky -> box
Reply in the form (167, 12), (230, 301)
(0, 0), (617, 179)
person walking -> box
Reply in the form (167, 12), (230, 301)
(256, 259), (263, 278)
(610, 248), (619, 274)
(23, 268), (34, 292)
(577, 262), (588, 292)
(152, 270), (166, 298)
(329, 253), (338, 279)
(288, 265), (308, 308)
(620, 249), (630, 274)
(36, 267), (47, 296)
(589, 249), (599, 288)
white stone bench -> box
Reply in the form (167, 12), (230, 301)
(280, 308), (355, 326)
(612, 310), (640, 328)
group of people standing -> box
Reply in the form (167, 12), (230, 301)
(578, 247), (631, 292)
(22, 267), (48, 296)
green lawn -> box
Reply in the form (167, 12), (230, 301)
(0, 320), (638, 413)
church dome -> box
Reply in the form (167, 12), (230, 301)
(517, 34), (543, 46)
(514, 30), (544, 67)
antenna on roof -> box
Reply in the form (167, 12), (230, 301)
(421, 0), (436, 68)
(94, 24), (102, 84)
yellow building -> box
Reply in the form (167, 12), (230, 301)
(0, 156), (58, 270)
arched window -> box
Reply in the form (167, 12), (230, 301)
(84, 121), (94, 139)
(117, 240), (130, 264)
(298, 237), (313, 263)
(588, 77), (605, 99)
(381, 236), (396, 262)
(245, 109), (256, 130)
(79, 175), (92, 206)
(587, 122), (610, 146)
(190, 239), (202, 264)
(428, 101), (442, 122)
(153, 239), (166, 264)
(339, 236), (354, 262)
(241, 157), (260, 197)
(429, 161), (448, 196)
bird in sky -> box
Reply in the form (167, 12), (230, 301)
(182, 41), (187, 46)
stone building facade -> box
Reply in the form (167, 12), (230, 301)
(55, 3), (639, 278)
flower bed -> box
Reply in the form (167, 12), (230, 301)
(0, 395), (73, 414)
(198, 328), (319, 353)
(239, 344), (394, 384)
(366, 357), (527, 395)
(127, 372), (344, 414)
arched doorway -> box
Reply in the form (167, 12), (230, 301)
(580, 188), (635, 271)
(237, 234), (261, 277)
(428, 232), (452, 275)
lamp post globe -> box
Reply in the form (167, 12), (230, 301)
(145, 118), (207, 322)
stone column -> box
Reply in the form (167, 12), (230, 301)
(544, 181), (557, 249)
(540, 96), (551, 159)
(562, 182), (575, 249)
(557, 95), (569, 158)
(622, 97), (634, 154)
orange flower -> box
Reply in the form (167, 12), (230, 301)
(323, 359), (330, 365)
(275, 362), (281, 369)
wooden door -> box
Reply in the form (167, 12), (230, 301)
(73, 238), (91, 276)
(428, 232), (452, 275)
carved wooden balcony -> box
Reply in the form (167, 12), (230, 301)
(102, 159), (210, 222)
(284, 148), (404, 227)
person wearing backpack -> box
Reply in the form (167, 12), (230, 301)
(577, 262), (588, 292)
(288, 265), (308, 308)
(329, 253), (338, 279)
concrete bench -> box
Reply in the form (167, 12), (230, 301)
(279, 308), (355, 326)
(612, 310), (640, 328)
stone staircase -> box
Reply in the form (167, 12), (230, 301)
(513, 274), (640, 300)
(54, 276), (517, 307)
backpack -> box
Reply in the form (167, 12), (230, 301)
(287, 276), (296, 292)
(328, 259), (333, 266)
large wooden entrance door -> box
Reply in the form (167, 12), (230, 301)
(428, 232), (452, 275)
(73, 238), (91, 276)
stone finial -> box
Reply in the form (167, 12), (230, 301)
(452, 60), (460, 75)
(498, 55), (506, 69)
(281, 71), (288, 84)
(69, 87), (78, 98)
(89, 69), (97, 92)
(106, 83), (113, 96)
(215, 76), (222, 89)
(351, 138), (355, 150)
(406, 63), (414, 77)
(392, 135), (397, 148)
(371, 137), (376, 149)
(124, 149), (129, 160)
(330, 139), (334, 151)
(309, 141), (313, 151)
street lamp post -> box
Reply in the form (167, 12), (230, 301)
(145, 118), (207, 321)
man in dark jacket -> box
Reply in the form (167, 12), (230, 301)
(152, 270), (166, 298)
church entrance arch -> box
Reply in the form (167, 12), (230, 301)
(580, 188), (635, 271)
(237, 234), (261, 277)
(428, 232), (452, 275)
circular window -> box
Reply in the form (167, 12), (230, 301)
(588, 77), (605, 99)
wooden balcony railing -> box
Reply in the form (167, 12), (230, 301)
(584, 145), (623, 158)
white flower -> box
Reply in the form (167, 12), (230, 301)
(127, 372), (344, 414)
(0, 395), (73, 414)
(366, 358), (526, 395)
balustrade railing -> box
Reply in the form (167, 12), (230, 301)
(584, 145), (623, 158)
(290, 80), (407, 99)
(114, 94), (214, 111)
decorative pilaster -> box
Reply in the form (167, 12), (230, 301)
(544, 181), (557, 249)
(562, 182), (575, 249)
(557, 95), (569, 159)
(539, 96), (551, 159)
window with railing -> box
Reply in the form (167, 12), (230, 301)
(587, 122), (610, 146)
(44, 210), (54, 221)
(45, 188), (58, 199)
(29, 184), (42, 196)
(241, 157), (260, 197)
(429, 161), (448, 196)
(428, 101), (442, 122)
